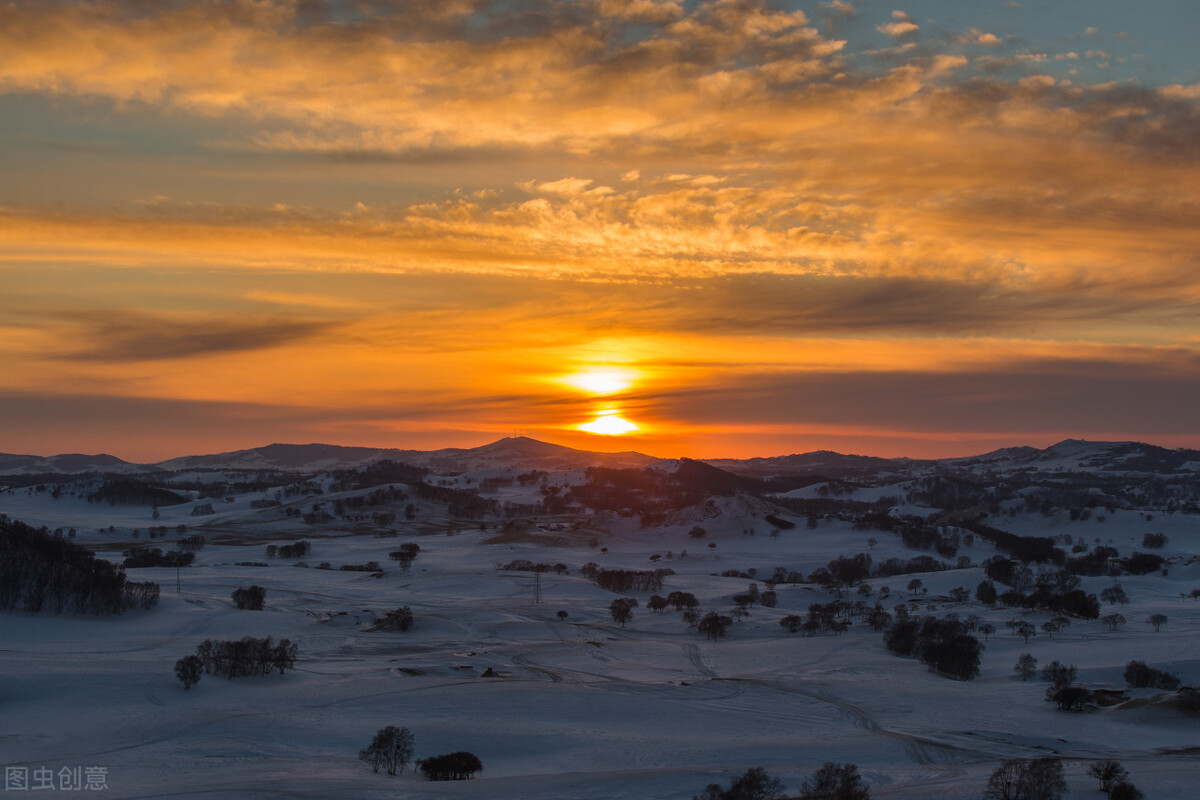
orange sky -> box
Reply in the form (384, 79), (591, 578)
(1, 1), (1199, 461)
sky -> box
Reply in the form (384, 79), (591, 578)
(1, 0), (1199, 462)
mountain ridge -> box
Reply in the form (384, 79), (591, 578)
(1, 436), (1197, 477)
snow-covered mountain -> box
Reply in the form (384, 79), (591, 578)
(0, 437), (659, 477)
(0, 452), (153, 476)
(1, 437), (1197, 479)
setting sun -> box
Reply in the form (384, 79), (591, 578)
(562, 368), (638, 396)
(578, 411), (639, 436)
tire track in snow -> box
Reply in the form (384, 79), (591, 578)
(731, 677), (983, 767)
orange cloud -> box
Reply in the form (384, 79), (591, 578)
(0, 1), (1198, 457)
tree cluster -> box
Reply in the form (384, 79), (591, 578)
(1123, 660), (1181, 690)
(412, 480), (498, 518)
(86, 478), (187, 507)
(389, 542), (420, 569)
(122, 546), (195, 570)
(1039, 661), (1091, 712)
(809, 554), (871, 596)
(583, 565), (673, 593)
(1088, 761), (1144, 800)
(267, 540), (311, 559)
(339, 561), (382, 572)
(231, 585), (266, 610)
(981, 559), (1100, 618)
(417, 751), (482, 781)
(798, 762), (871, 800)
(984, 758), (1066, 800)
(567, 461), (764, 519)
(884, 615), (982, 680)
(693, 767), (785, 800)
(698, 611), (733, 640)
(0, 516), (159, 615)
(187, 636), (298, 679)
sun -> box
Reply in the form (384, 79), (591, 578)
(578, 411), (639, 436)
(562, 367), (637, 396)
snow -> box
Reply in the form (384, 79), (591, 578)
(2, 477), (1200, 799)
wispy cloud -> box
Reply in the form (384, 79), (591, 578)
(36, 310), (335, 363)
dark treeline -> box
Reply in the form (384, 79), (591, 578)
(957, 520), (1062, 563)
(122, 546), (196, 569)
(418, 752), (483, 781)
(267, 540), (311, 559)
(580, 563), (673, 593)
(885, 614), (983, 680)
(87, 478), (188, 507)
(411, 481), (498, 518)
(192, 636), (297, 678)
(0, 515), (160, 615)
(906, 474), (1002, 511)
(567, 461), (765, 520)
(982, 558), (1101, 618)
(334, 459), (428, 490)
(875, 555), (951, 577)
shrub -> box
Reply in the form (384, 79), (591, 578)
(1142, 532), (1167, 549)
(372, 606), (414, 632)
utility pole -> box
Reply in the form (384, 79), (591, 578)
(533, 571), (542, 605)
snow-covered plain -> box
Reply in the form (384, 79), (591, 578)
(2, 472), (1199, 800)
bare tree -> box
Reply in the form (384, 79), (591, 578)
(798, 762), (870, 800)
(1101, 613), (1126, 631)
(984, 758), (1066, 800)
(1087, 760), (1128, 795)
(175, 655), (202, 690)
(359, 725), (414, 776)
(1014, 653), (1037, 681)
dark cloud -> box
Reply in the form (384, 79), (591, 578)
(55, 312), (335, 362)
(641, 356), (1200, 435)
(470, 273), (1198, 338)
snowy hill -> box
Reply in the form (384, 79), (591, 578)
(0, 452), (151, 476)
(4, 437), (1197, 480)
(2, 435), (1200, 799)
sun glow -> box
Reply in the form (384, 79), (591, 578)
(562, 367), (638, 396)
(578, 410), (639, 436)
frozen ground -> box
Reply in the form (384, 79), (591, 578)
(2, 486), (1199, 799)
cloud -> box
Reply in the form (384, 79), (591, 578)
(0, 0), (844, 158)
(47, 311), (335, 362)
(643, 356), (1200, 436)
(820, 1), (856, 16)
(969, 30), (1001, 47)
(877, 20), (919, 38)
(0, 0), (1197, 458)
